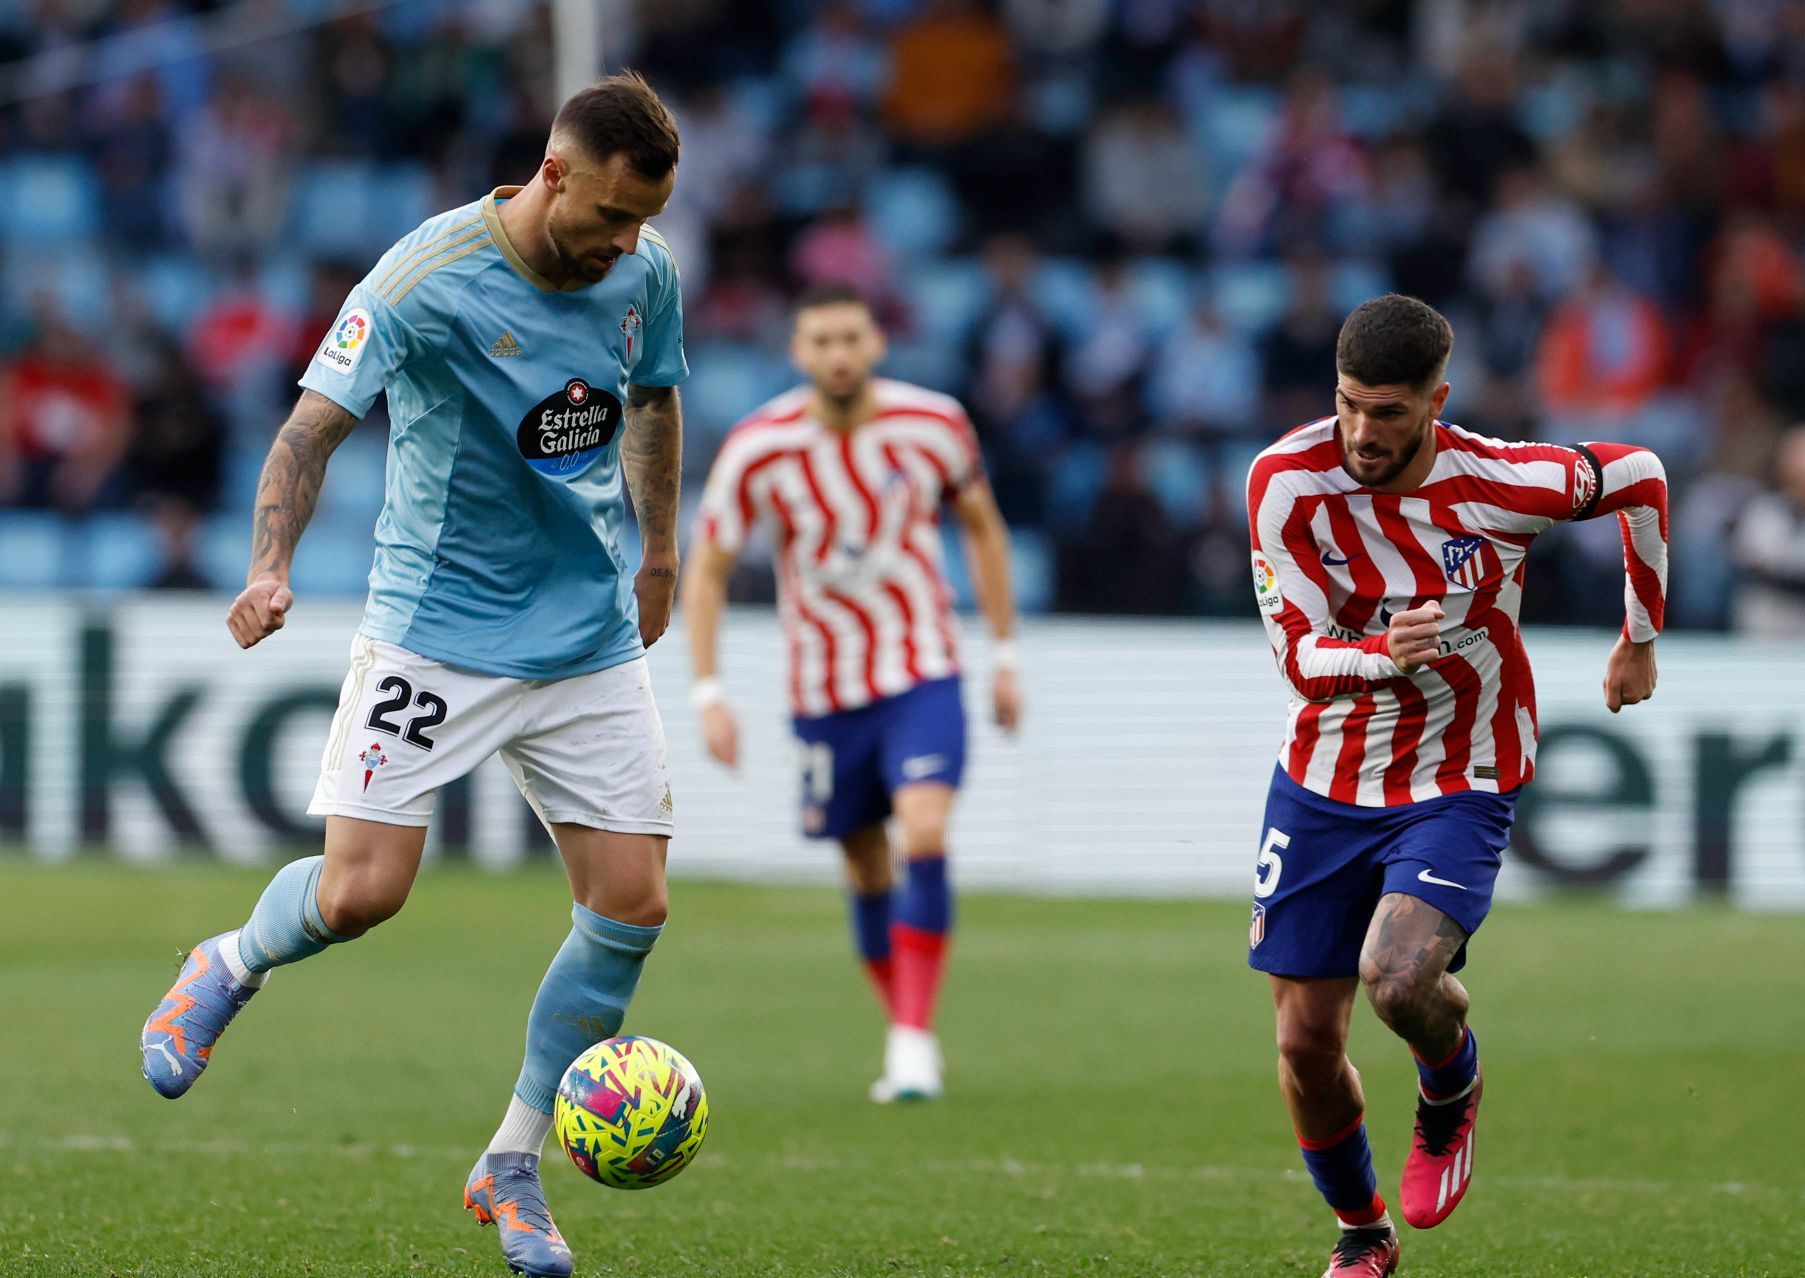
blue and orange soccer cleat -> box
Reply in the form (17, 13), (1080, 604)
(140, 934), (259, 1100)
(464, 1152), (574, 1278)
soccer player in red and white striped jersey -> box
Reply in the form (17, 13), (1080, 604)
(1244, 296), (1667, 1278)
(683, 284), (1022, 1102)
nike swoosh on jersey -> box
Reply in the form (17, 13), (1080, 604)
(1416, 867), (1467, 891)
(1322, 549), (1364, 566)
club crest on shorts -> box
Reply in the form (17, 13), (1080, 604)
(358, 742), (389, 792)
(1441, 536), (1489, 589)
(1249, 902), (1266, 948)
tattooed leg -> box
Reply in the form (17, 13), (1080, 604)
(1357, 893), (1470, 1062)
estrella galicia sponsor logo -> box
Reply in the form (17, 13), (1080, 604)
(517, 377), (622, 476)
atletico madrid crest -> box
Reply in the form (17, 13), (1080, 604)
(1249, 903), (1266, 949)
(1441, 536), (1489, 590)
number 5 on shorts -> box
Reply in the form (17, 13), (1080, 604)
(1255, 826), (1289, 899)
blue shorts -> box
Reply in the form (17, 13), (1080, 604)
(791, 677), (967, 841)
(1247, 766), (1518, 980)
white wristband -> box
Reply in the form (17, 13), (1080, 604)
(991, 639), (1020, 671)
(690, 677), (726, 709)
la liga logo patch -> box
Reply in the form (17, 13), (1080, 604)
(517, 377), (622, 477)
(315, 306), (373, 376)
(1251, 552), (1283, 613)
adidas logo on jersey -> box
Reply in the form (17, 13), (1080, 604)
(489, 330), (523, 357)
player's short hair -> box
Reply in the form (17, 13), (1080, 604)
(552, 71), (680, 178)
(792, 282), (874, 319)
(1336, 294), (1453, 390)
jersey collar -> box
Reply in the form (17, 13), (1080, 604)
(482, 186), (589, 294)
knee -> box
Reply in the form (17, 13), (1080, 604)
(1360, 961), (1433, 1033)
(582, 887), (668, 930)
(1275, 1018), (1347, 1088)
(844, 858), (894, 897)
(897, 820), (949, 860)
(317, 874), (408, 937)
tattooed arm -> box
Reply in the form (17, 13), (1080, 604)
(226, 389), (359, 649)
(623, 383), (683, 648)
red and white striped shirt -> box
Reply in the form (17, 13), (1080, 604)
(696, 378), (983, 717)
(1247, 417), (1668, 806)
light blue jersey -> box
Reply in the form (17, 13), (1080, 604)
(299, 186), (686, 679)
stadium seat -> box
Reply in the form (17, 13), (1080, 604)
(680, 341), (797, 448)
(1198, 85), (1281, 178)
(1127, 260), (1196, 340)
(375, 165), (435, 246)
(1219, 442), (1269, 519)
(136, 255), (219, 333)
(1141, 440), (1214, 527)
(1209, 260), (1292, 336)
(72, 514), (164, 590)
(1331, 259), (1395, 314)
(866, 168), (961, 257)
(0, 156), (102, 245)
(258, 517), (372, 596)
(1337, 85), (1417, 140)
(901, 258), (990, 347)
(257, 253), (316, 316)
(880, 341), (962, 392)
(0, 243), (111, 330)
(1032, 258), (1103, 341)
(936, 523), (1052, 613)
(289, 160), (429, 259)
(0, 511), (70, 589)
(1007, 529), (1053, 613)
(1044, 444), (1109, 531)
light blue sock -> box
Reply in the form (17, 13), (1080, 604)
(513, 903), (663, 1113)
(237, 856), (351, 974)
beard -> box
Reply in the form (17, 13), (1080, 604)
(1343, 416), (1434, 487)
(547, 224), (616, 282)
(818, 374), (869, 410)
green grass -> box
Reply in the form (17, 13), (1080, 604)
(2, 861), (1802, 1277)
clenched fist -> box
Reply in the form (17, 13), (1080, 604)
(228, 575), (294, 649)
(1386, 601), (1445, 673)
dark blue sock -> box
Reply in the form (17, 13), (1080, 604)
(1416, 1027), (1479, 1100)
(849, 889), (894, 962)
(1298, 1117), (1383, 1224)
(894, 855), (951, 934)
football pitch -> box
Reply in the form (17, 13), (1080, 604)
(3, 861), (1802, 1278)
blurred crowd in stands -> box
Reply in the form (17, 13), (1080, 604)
(4, 0), (1805, 633)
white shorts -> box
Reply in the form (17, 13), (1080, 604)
(309, 635), (674, 835)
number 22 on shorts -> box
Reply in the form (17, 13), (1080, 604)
(364, 674), (449, 750)
(1255, 826), (1290, 899)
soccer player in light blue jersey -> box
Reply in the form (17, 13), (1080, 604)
(139, 73), (688, 1278)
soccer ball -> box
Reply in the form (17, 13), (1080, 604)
(554, 1036), (708, 1190)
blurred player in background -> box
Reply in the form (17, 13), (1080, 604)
(139, 73), (688, 1278)
(1243, 295), (1668, 1277)
(682, 284), (1022, 1102)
